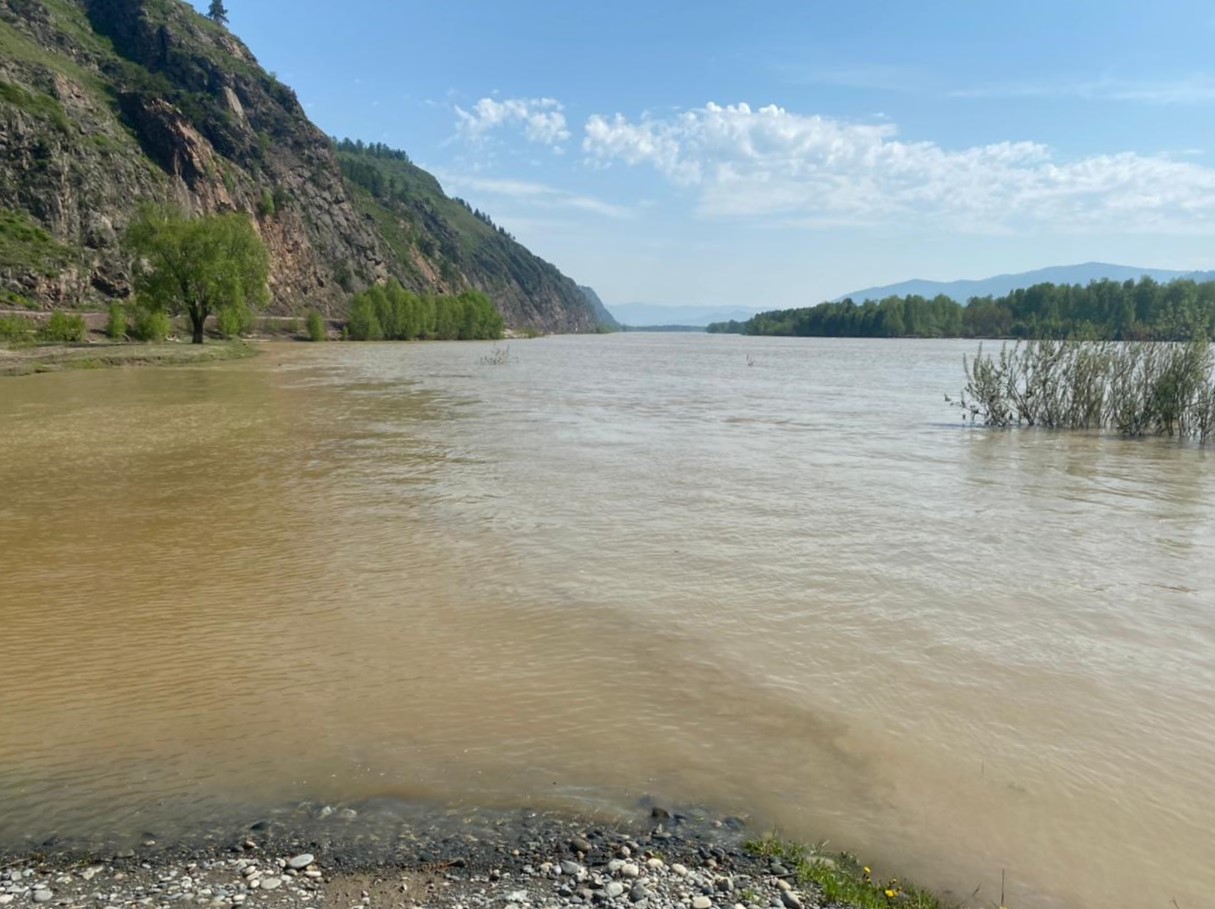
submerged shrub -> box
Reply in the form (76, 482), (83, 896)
(478, 343), (512, 365)
(306, 310), (326, 342)
(954, 337), (1215, 443)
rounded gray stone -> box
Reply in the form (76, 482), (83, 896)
(287, 855), (314, 870)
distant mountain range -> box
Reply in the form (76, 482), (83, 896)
(836, 262), (1215, 304)
(607, 303), (759, 327)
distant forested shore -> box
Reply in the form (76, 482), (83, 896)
(708, 277), (1215, 340)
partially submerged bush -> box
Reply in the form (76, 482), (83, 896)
(478, 343), (512, 365)
(306, 310), (326, 342)
(953, 337), (1215, 443)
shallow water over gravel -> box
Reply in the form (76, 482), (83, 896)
(1, 334), (1213, 909)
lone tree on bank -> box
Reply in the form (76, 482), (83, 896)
(126, 207), (270, 344)
(207, 1), (229, 25)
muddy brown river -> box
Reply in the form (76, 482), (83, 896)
(1, 335), (1212, 909)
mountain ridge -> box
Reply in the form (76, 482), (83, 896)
(835, 262), (1215, 304)
(606, 302), (758, 327)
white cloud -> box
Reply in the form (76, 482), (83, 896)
(581, 101), (1215, 233)
(949, 74), (1215, 104)
(455, 97), (571, 147)
(432, 172), (633, 220)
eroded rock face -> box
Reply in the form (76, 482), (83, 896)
(0, 0), (601, 331)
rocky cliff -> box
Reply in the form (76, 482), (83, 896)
(578, 285), (620, 331)
(0, 0), (605, 331)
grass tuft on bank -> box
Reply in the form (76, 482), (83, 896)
(745, 837), (950, 909)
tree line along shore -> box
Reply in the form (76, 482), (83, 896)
(0, 205), (507, 355)
(708, 276), (1215, 340)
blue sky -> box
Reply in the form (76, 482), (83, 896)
(193, 1), (1215, 310)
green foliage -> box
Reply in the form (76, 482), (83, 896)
(0, 79), (72, 134)
(105, 302), (128, 339)
(956, 337), (1215, 443)
(216, 302), (255, 338)
(0, 289), (38, 310)
(0, 314), (38, 347)
(306, 310), (326, 342)
(207, 1), (230, 26)
(346, 295), (383, 340)
(128, 304), (172, 342)
(715, 277), (1215, 341)
(745, 838), (942, 909)
(256, 189), (276, 218)
(333, 263), (355, 293)
(333, 139), (587, 325)
(0, 14), (106, 101)
(39, 310), (87, 343)
(0, 209), (73, 275)
(126, 206), (269, 344)
(345, 280), (503, 341)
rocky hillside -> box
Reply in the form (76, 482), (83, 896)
(578, 285), (620, 330)
(334, 141), (606, 332)
(0, 0), (605, 331)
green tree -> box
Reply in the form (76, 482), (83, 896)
(207, 0), (229, 25)
(126, 207), (269, 344)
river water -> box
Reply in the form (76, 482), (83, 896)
(1, 334), (1212, 908)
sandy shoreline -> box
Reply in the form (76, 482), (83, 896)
(0, 340), (259, 377)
